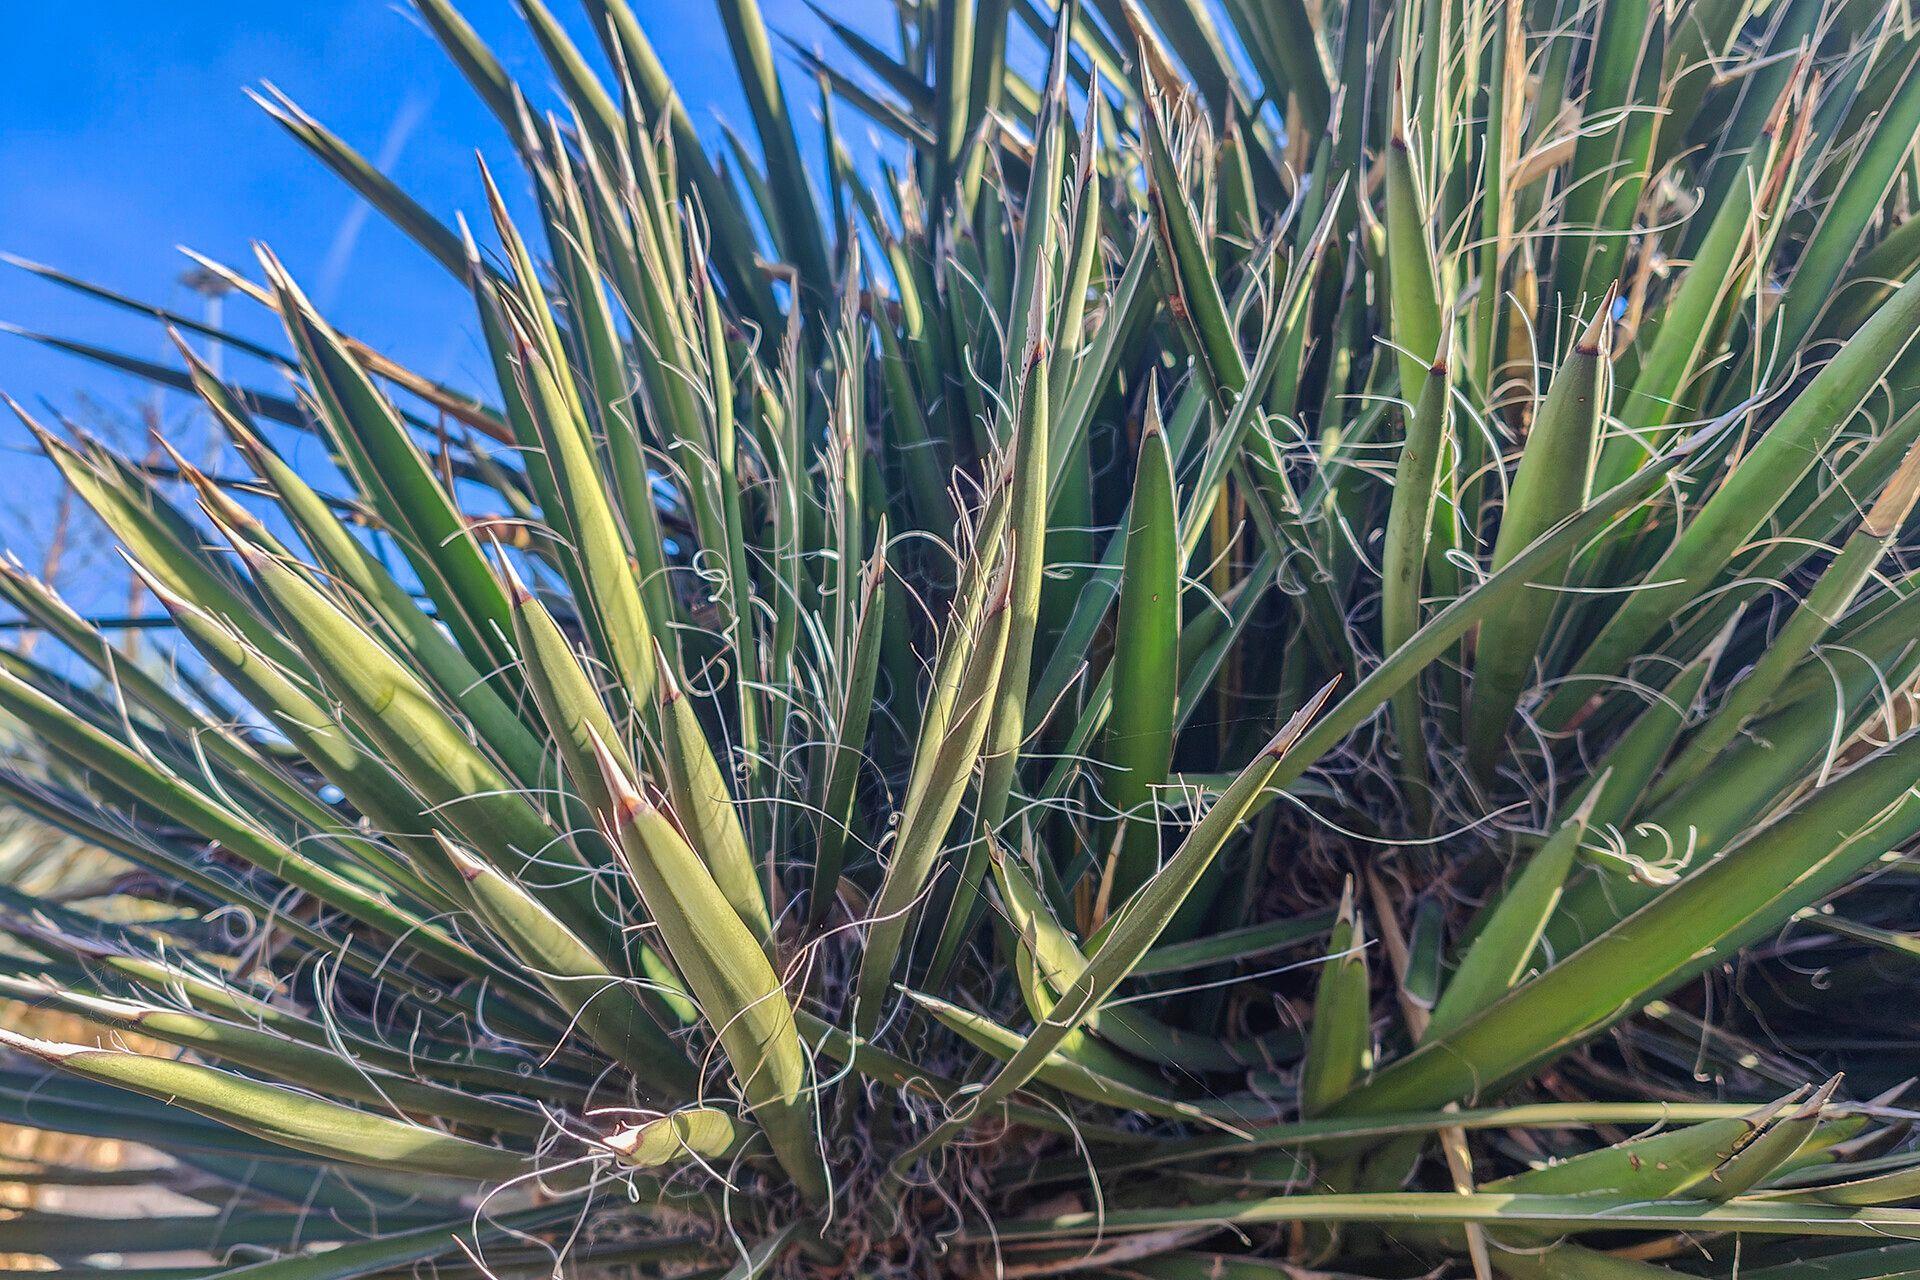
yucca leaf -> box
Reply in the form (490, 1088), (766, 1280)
(653, 649), (771, 943)
(1130, 911), (1337, 976)
(1543, 268), (1920, 730)
(0, 666), (477, 976)
(1490, 1244), (1706, 1278)
(1342, 727), (1920, 1116)
(0, 1211), (381, 1257)
(228, 539), (601, 932)
(443, 840), (696, 1102)
(1652, 436), (1920, 797)
(852, 559), (1013, 1035)
(810, 544), (887, 926)
(1610, 76), (1795, 459)
(475, 181), (660, 712)
(591, 733), (829, 1204)
(198, 1205), (578, 1280)
(893, 683), (1335, 1167)
(250, 85), (467, 276)
(1426, 788), (1600, 1041)
(1380, 346), (1450, 811)
(1466, 301), (1610, 775)
(0, 978), (545, 1136)
(1103, 408), (1180, 902)
(971, 248), (1055, 838)
(259, 252), (515, 677)
(606, 1107), (748, 1168)
(1014, 1099), (1779, 1186)
(0, 1029), (529, 1180)
(995, 842), (1261, 1071)
(710, 0), (832, 306)
(4, 254), (287, 367)
(1767, 47), (1920, 362)
(1300, 880), (1371, 1116)
(1699, 1079), (1837, 1199)
(987, 1189), (1920, 1240)
(1383, 124), (1445, 403)
(905, 987), (1256, 1123)
(1561, 634), (1719, 835)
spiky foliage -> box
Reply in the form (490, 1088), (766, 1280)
(8, 0), (1920, 1274)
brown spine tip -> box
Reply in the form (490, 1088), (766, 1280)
(1741, 1086), (1806, 1134)
(505, 316), (536, 363)
(226, 536), (270, 571)
(1795, 1072), (1844, 1120)
(435, 834), (487, 883)
(1140, 412), (1165, 443)
(1266, 676), (1339, 758)
(1759, 57), (1805, 141)
(1387, 64), (1409, 140)
(609, 790), (645, 830)
(456, 212), (485, 274)
(1574, 287), (1617, 357)
(209, 492), (263, 533)
(496, 547), (535, 607)
(1433, 309), (1457, 370)
(585, 726), (648, 830)
(653, 642), (683, 705)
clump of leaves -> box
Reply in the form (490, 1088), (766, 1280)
(6, 0), (1920, 1275)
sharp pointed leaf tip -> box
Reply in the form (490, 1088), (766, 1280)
(0, 1026), (78, 1063)
(1570, 769), (1612, 822)
(1268, 677), (1340, 757)
(585, 725), (647, 828)
(435, 834), (487, 882)
(496, 548), (535, 606)
(225, 533), (272, 571)
(1801, 1073), (1846, 1117)
(1576, 289), (1617, 355)
(121, 556), (193, 614)
(653, 643), (683, 703)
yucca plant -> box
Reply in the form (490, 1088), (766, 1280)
(8, 0), (1920, 1273)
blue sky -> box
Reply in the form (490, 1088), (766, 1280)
(0, 0), (882, 598)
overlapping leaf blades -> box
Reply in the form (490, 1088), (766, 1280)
(5, 0), (1920, 1274)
